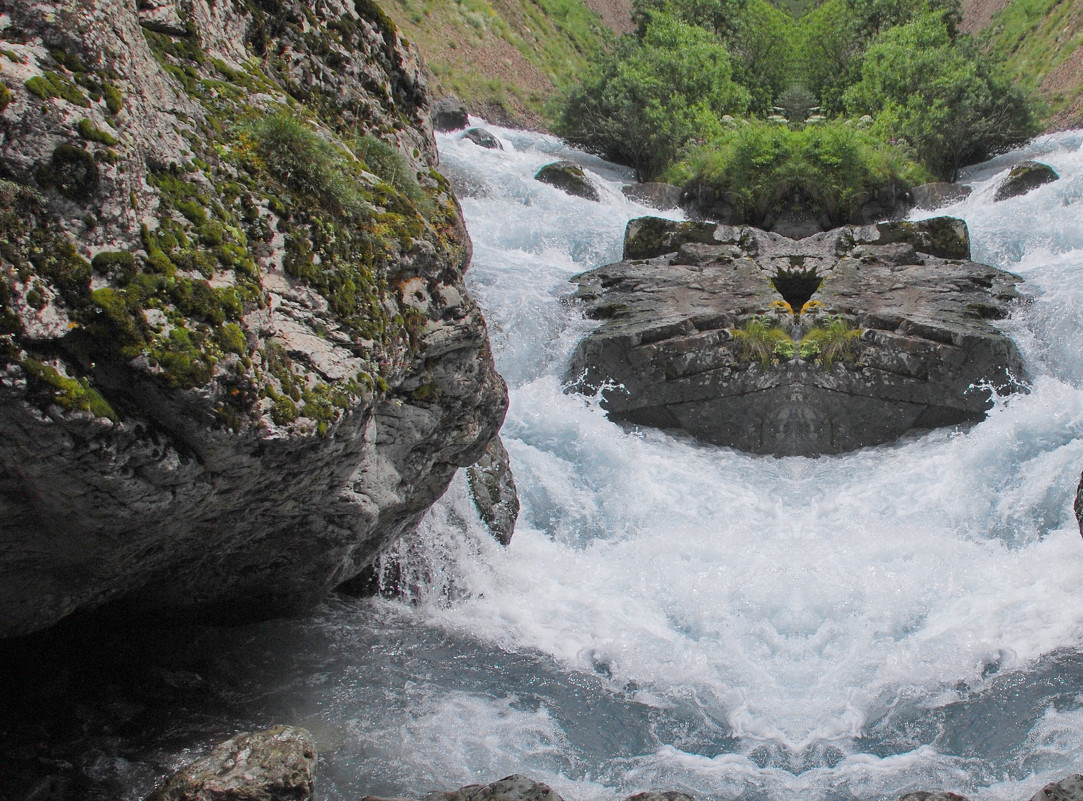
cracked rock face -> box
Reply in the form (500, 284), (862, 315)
(0, 0), (506, 636)
(568, 217), (1024, 456)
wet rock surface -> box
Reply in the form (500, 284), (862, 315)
(462, 128), (503, 149)
(994, 160), (1059, 201)
(534, 161), (601, 201)
(0, 0), (507, 636)
(467, 435), (519, 545)
(147, 726), (316, 801)
(621, 182), (684, 210)
(911, 182), (973, 210)
(568, 217), (1024, 456)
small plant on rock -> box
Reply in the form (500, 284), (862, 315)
(799, 316), (862, 366)
(732, 316), (795, 364)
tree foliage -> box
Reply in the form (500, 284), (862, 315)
(843, 11), (1038, 179)
(556, 11), (750, 180)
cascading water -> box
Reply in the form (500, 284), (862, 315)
(118, 128), (1083, 801)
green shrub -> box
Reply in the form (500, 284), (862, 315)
(556, 10), (750, 181)
(76, 118), (117, 145)
(667, 119), (927, 225)
(247, 112), (365, 216)
(0, 83), (10, 112)
(732, 316), (795, 364)
(798, 315), (862, 365)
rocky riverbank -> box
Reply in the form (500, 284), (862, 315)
(0, 0), (507, 637)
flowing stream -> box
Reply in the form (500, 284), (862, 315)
(114, 127), (1083, 801)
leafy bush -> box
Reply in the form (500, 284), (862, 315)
(843, 10), (1038, 179)
(667, 119), (928, 224)
(556, 10), (750, 181)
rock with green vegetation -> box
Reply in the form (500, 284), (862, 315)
(994, 160), (1059, 202)
(534, 161), (600, 201)
(568, 217), (1024, 456)
(0, 0), (506, 637)
(147, 726), (316, 801)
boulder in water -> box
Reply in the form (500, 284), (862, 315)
(433, 96), (470, 132)
(910, 182), (973, 210)
(568, 217), (1025, 456)
(535, 162), (600, 202)
(437, 775), (565, 801)
(1029, 774), (1083, 801)
(994, 161), (1059, 201)
(463, 128), (503, 150)
(148, 726), (316, 801)
(467, 435), (519, 545)
(898, 794), (970, 801)
(624, 793), (697, 801)
(621, 182), (684, 210)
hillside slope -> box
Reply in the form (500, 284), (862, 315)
(963, 0), (1081, 130)
(379, 0), (633, 128)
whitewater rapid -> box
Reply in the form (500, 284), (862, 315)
(174, 127), (1083, 801)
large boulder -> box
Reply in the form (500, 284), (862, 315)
(462, 127), (503, 150)
(148, 726), (316, 801)
(432, 96), (470, 132)
(568, 217), (1024, 456)
(0, 0), (507, 636)
(994, 161), (1059, 201)
(535, 162), (600, 202)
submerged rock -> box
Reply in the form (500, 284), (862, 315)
(994, 161), (1059, 201)
(568, 217), (1024, 456)
(463, 128), (503, 150)
(621, 182), (684, 210)
(436, 775), (565, 801)
(148, 726), (316, 801)
(467, 435), (519, 545)
(0, 0), (507, 636)
(910, 182), (973, 210)
(898, 793), (970, 801)
(535, 162), (600, 202)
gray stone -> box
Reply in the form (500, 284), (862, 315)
(1031, 774), (1083, 801)
(147, 726), (316, 801)
(994, 160), (1059, 201)
(440, 775), (565, 801)
(462, 128), (503, 149)
(535, 162), (600, 202)
(624, 793), (697, 801)
(568, 217), (1024, 456)
(467, 435), (519, 545)
(910, 182), (973, 210)
(432, 96), (469, 132)
(0, 0), (507, 636)
(898, 793), (970, 801)
(621, 182), (684, 210)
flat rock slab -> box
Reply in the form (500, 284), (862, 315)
(568, 217), (1025, 456)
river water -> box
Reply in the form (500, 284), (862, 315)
(117, 127), (1083, 801)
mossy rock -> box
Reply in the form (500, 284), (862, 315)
(994, 160), (1059, 202)
(870, 217), (970, 261)
(534, 161), (599, 202)
(623, 216), (727, 261)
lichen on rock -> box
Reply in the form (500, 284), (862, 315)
(0, 0), (506, 636)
